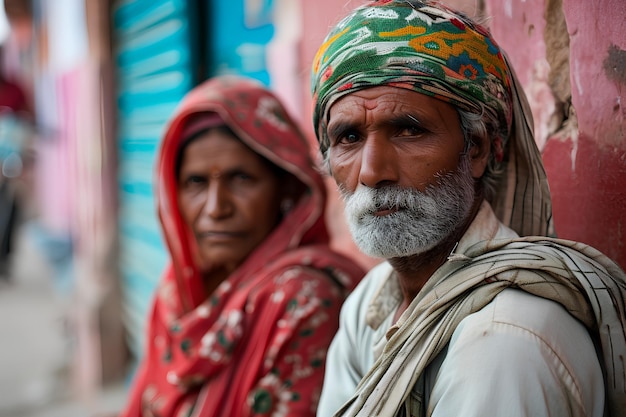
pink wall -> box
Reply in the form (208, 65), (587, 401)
(546, 0), (626, 269)
(298, 0), (626, 271)
(488, 0), (626, 269)
(300, 0), (380, 270)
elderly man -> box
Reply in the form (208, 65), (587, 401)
(310, 1), (626, 417)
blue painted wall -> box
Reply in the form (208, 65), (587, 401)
(113, 0), (197, 359)
(207, 0), (275, 85)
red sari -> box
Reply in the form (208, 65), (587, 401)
(120, 76), (364, 417)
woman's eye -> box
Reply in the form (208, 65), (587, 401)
(184, 175), (206, 186)
(233, 172), (253, 182)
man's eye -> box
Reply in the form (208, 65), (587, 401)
(398, 125), (426, 137)
(337, 132), (360, 145)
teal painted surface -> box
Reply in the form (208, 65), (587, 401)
(207, 0), (275, 84)
(113, 0), (196, 360)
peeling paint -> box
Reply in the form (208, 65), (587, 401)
(544, 0), (570, 103)
(546, 105), (579, 173)
(570, 130), (578, 172)
(526, 59), (555, 149)
(542, 0), (572, 148)
(564, 117), (579, 173)
(573, 59), (583, 96)
(504, 0), (512, 18)
(603, 44), (626, 85)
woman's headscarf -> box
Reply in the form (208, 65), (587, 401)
(311, 0), (553, 238)
(159, 75), (342, 311)
(122, 75), (364, 417)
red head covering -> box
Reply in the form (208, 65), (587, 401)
(157, 75), (343, 311)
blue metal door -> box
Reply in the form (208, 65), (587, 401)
(112, 0), (198, 362)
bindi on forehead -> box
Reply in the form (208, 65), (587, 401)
(205, 170), (224, 180)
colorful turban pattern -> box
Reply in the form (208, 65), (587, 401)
(311, 0), (554, 238)
(312, 0), (512, 153)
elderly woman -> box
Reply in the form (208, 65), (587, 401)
(120, 75), (364, 417)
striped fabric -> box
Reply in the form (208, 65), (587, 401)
(336, 237), (626, 417)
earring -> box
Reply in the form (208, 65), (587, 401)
(280, 199), (294, 214)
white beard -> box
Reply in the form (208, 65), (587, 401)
(340, 156), (476, 258)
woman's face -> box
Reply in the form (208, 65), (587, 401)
(177, 128), (283, 277)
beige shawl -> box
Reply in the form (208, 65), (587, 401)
(336, 237), (626, 417)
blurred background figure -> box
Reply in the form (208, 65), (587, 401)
(0, 44), (32, 281)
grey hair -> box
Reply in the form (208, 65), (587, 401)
(320, 107), (505, 201)
(457, 108), (505, 202)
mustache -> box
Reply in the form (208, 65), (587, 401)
(339, 183), (431, 217)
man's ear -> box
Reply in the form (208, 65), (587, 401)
(468, 135), (490, 179)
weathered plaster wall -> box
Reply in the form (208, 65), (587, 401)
(548, 0), (625, 268)
(488, 0), (626, 269)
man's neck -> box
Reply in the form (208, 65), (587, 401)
(389, 239), (457, 307)
(389, 197), (484, 321)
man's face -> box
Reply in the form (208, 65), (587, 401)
(326, 86), (478, 258)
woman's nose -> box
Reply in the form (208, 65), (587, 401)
(358, 136), (399, 188)
(203, 181), (232, 218)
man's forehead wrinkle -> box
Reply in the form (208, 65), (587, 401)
(337, 97), (411, 118)
(362, 96), (391, 111)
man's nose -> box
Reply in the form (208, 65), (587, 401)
(358, 136), (399, 188)
(203, 181), (233, 218)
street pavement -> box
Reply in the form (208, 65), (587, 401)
(0, 223), (127, 417)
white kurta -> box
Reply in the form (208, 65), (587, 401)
(317, 202), (604, 417)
